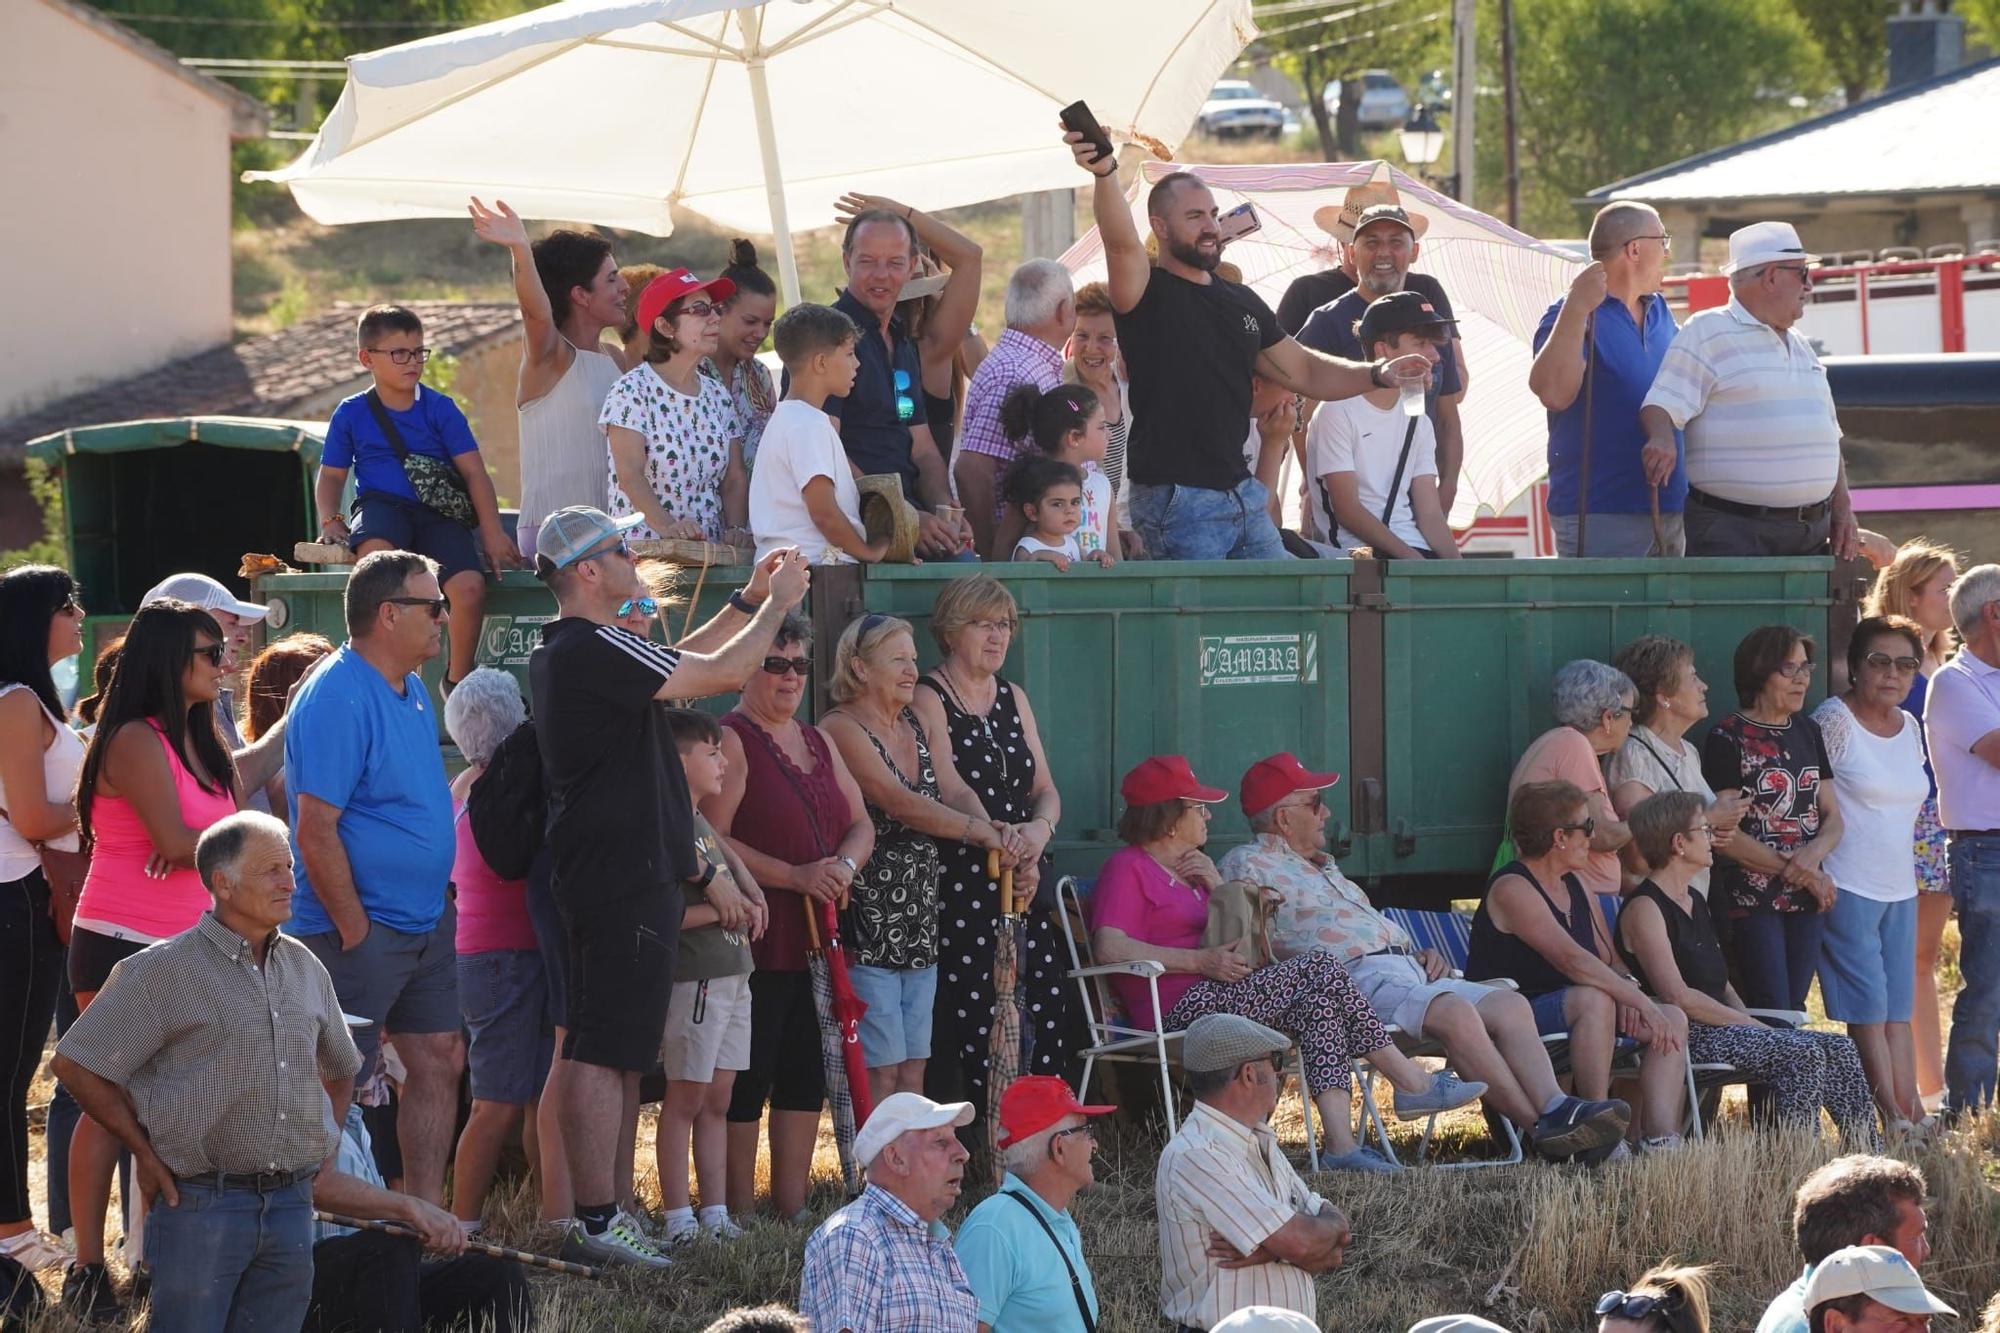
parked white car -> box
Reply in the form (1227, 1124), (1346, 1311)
(1322, 69), (1412, 130)
(1196, 80), (1286, 139)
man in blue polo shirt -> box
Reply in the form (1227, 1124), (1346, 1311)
(1528, 202), (1687, 557)
(956, 1076), (1115, 1333)
(285, 549), (462, 1208)
(822, 203), (979, 558)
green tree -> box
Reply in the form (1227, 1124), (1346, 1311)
(1255, 0), (1450, 161)
(1496, 0), (1828, 235)
(1964, 0), (2000, 48)
(1788, 0), (1890, 105)
(0, 458), (69, 570)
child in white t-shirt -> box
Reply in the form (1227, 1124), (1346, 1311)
(990, 382), (1120, 562)
(1006, 456), (1111, 570)
(748, 304), (886, 564)
(1304, 291), (1463, 561)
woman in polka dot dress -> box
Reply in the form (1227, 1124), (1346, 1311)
(911, 576), (1078, 1125)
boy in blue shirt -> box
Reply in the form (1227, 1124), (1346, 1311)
(315, 305), (520, 690)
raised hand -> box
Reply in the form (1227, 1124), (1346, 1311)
(834, 192), (905, 226)
(468, 197), (530, 250)
(1566, 260), (1609, 311)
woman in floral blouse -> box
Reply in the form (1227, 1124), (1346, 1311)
(601, 268), (749, 543)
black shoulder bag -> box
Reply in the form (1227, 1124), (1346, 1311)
(1000, 1189), (1096, 1332)
(1378, 415), (1422, 530)
(366, 390), (478, 528)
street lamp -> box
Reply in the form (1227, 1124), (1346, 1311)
(1399, 104), (1445, 174)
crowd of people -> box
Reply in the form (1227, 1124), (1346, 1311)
(1, 119), (1996, 1333)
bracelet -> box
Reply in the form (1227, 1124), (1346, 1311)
(727, 589), (761, 615)
(1369, 359), (1389, 390)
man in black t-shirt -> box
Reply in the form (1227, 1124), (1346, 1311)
(1296, 204), (1469, 513)
(1065, 128), (1426, 561)
(527, 505), (808, 1268)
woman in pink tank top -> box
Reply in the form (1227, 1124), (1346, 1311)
(65, 599), (240, 1295)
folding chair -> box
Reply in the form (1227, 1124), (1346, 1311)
(1056, 876), (1318, 1161)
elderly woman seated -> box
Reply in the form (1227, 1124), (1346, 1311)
(1616, 791), (1879, 1145)
(1217, 753), (1628, 1161)
(1509, 660), (1640, 898)
(1087, 754), (1484, 1174)
(1465, 780), (1689, 1153)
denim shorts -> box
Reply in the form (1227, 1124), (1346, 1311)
(848, 964), (937, 1067)
(1529, 988), (1575, 1037)
(457, 949), (554, 1103)
(349, 491), (482, 584)
(1126, 477), (1290, 561)
(1818, 893), (1917, 1024)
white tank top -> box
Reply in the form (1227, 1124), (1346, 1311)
(0, 682), (84, 881)
(518, 342), (624, 529)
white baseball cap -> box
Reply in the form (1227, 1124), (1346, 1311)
(1212, 1307), (1321, 1332)
(1408, 1317), (1516, 1333)
(1803, 1245), (1955, 1318)
(854, 1092), (974, 1168)
(1720, 220), (1820, 276)
(142, 572), (268, 622)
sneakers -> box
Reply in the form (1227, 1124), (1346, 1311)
(559, 1211), (672, 1270)
(61, 1262), (125, 1325)
(700, 1207), (746, 1240)
(1530, 1095), (1631, 1161)
(1641, 1134), (1686, 1154)
(1314, 1145), (1402, 1174)
(1392, 1070), (1488, 1118)
(0, 1228), (70, 1272)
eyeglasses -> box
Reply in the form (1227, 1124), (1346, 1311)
(761, 656), (812, 677)
(1282, 792), (1326, 814)
(1768, 264), (1814, 281)
(1631, 233), (1673, 251)
(1773, 658), (1817, 680)
(1050, 1124), (1097, 1146)
(385, 595), (449, 619)
(1684, 822), (1717, 839)
(616, 597), (658, 619)
(1266, 1053), (1287, 1072)
(893, 367), (915, 424)
(1596, 1290), (1685, 1321)
(1605, 706), (1631, 720)
(678, 300), (721, 321)
(366, 346), (431, 365)
(1182, 800), (1214, 815)
(965, 617), (1017, 636)
(1864, 651), (1922, 674)
(193, 643), (227, 667)
(1555, 817), (1597, 838)
(61, 597), (85, 616)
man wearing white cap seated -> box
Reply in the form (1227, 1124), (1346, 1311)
(143, 572), (287, 809)
(1803, 1244), (1955, 1331)
(1638, 221), (1859, 560)
(1408, 1318), (1515, 1333)
(1211, 1306), (1321, 1332)
(1157, 1013), (1351, 1332)
(800, 1092), (980, 1333)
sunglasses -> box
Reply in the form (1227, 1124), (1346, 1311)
(1556, 817), (1597, 838)
(386, 595), (449, 619)
(678, 300), (721, 321)
(1864, 651), (1921, 674)
(761, 656), (812, 677)
(616, 597), (658, 619)
(1773, 658), (1817, 680)
(893, 367), (915, 424)
(366, 346), (432, 366)
(1282, 792), (1326, 814)
(1595, 1290), (1684, 1321)
(194, 643), (227, 667)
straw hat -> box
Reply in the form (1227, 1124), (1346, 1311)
(1314, 179), (1429, 243)
(858, 474), (921, 563)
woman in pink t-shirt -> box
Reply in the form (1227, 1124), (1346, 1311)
(67, 599), (241, 1299)
(1508, 659), (1640, 897)
(1087, 756), (1484, 1173)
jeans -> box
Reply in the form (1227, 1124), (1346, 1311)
(1551, 511), (1686, 557)
(1683, 492), (1831, 557)
(1728, 910), (1827, 1011)
(0, 871), (61, 1227)
(1127, 477), (1290, 561)
(305, 1230), (529, 1333)
(1945, 833), (2000, 1114)
(145, 1176), (315, 1333)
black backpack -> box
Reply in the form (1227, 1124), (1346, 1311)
(467, 721), (545, 881)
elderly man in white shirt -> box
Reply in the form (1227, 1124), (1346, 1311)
(1636, 221), (1858, 560)
(1924, 563), (2000, 1118)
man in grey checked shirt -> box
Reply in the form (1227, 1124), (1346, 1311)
(53, 811), (361, 1333)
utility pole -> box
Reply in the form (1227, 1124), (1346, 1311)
(1451, 0), (1476, 204)
(1500, 0), (1519, 227)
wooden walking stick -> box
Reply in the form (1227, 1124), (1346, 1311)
(1575, 310), (1596, 557)
(312, 1212), (605, 1280)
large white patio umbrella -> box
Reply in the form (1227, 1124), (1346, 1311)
(249, 0), (1257, 301)
(1059, 159), (1581, 525)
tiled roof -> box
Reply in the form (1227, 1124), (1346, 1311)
(1586, 57), (2000, 204)
(0, 301), (519, 467)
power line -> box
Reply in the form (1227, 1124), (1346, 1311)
(102, 9), (461, 29)
(1254, 0), (1406, 42)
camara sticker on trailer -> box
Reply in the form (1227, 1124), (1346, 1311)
(478, 614), (555, 667)
(1199, 633), (1319, 687)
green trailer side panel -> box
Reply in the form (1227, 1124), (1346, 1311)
(856, 561), (1353, 881)
(1368, 557), (1836, 887)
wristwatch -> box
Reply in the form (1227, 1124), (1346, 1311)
(690, 860), (718, 890)
(836, 855), (859, 875)
(728, 589), (761, 615)
(1369, 359), (1390, 390)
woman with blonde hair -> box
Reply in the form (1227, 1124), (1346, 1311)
(1863, 539), (1961, 1107)
(1595, 1262), (1713, 1333)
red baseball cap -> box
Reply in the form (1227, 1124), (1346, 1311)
(1121, 755), (1227, 806)
(635, 268), (736, 339)
(1239, 752), (1341, 818)
(994, 1075), (1115, 1148)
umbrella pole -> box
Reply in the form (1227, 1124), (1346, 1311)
(745, 50), (801, 306)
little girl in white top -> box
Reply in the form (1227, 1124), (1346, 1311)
(993, 382), (1120, 563)
(1007, 457), (1110, 570)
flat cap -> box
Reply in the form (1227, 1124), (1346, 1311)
(1182, 1013), (1291, 1074)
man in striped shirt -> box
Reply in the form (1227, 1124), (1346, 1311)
(952, 260), (1076, 556)
(1156, 1014), (1351, 1331)
(1637, 221), (1859, 559)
